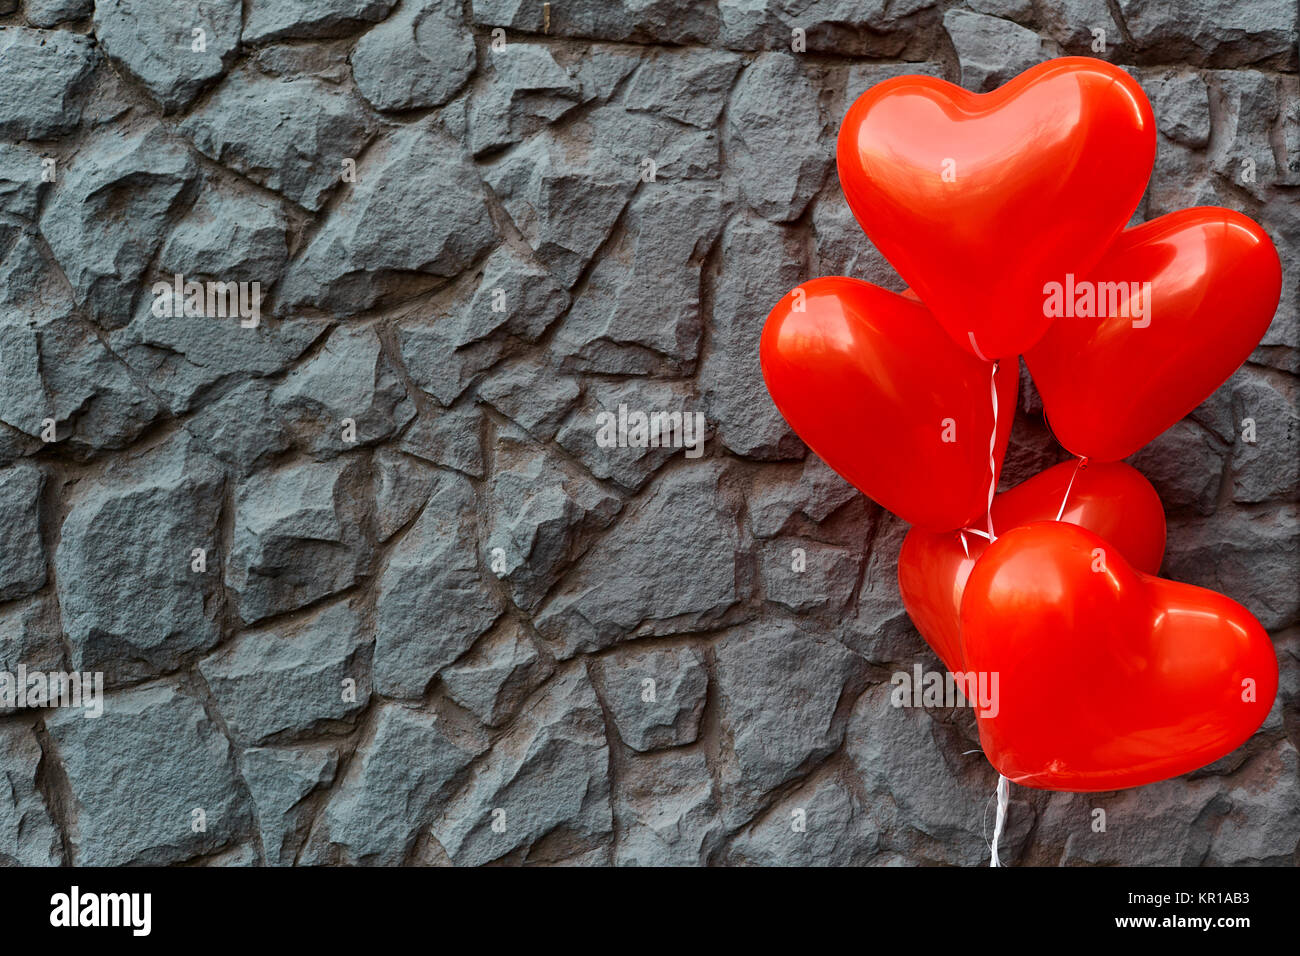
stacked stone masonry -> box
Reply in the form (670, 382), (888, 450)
(0, 0), (1296, 865)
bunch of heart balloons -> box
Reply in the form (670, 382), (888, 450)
(760, 57), (1282, 794)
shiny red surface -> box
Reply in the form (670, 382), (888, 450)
(961, 522), (1277, 792)
(1026, 207), (1283, 461)
(760, 276), (1017, 532)
(898, 460), (1166, 675)
(837, 57), (1155, 359)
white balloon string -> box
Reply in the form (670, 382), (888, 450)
(990, 774), (1010, 867)
(1054, 455), (1090, 522)
(982, 354), (1007, 867)
(985, 360), (999, 542)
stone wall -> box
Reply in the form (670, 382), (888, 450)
(0, 0), (1296, 865)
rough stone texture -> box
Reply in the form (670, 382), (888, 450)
(0, 722), (62, 865)
(199, 601), (373, 745)
(55, 435), (226, 682)
(593, 643), (708, 751)
(0, 464), (45, 602)
(46, 683), (252, 865)
(0, 27), (95, 139)
(243, 0), (397, 43)
(181, 66), (375, 213)
(0, 0), (1295, 868)
(944, 8), (1053, 92)
(41, 124), (197, 330)
(351, 0), (475, 111)
(226, 456), (372, 625)
(93, 0), (243, 113)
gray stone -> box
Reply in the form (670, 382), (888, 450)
(0, 27), (95, 139)
(372, 448), (436, 541)
(94, 0), (242, 112)
(1146, 69), (1212, 148)
(398, 405), (485, 477)
(594, 644), (707, 751)
(110, 307), (323, 415)
(431, 664), (612, 865)
(55, 435), (225, 681)
(589, 101), (726, 179)
(555, 378), (706, 491)
(811, 189), (906, 289)
(306, 702), (486, 864)
(0, 464), (45, 602)
(762, 536), (862, 614)
(47, 682), (252, 865)
(945, 9), (1052, 93)
(40, 124), (196, 330)
(625, 49), (743, 128)
(281, 123), (494, 312)
(726, 772), (880, 865)
(271, 325), (415, 457)
(1208, 71), (1281, 200)
(374, 471), (502, 697)
(1037, 0), (1119, 53)
(0, 283), (165, 454)
(0, 722), (62, 865)
(714, 624), (866, 826)
(717, 0), (938, 55)
(570, 44), (642, 102)
(614, 748), (719, 865)
(156, 187), (291, 291)
(0, 144), (46, 222)
(200, 601), (373, 745)
(1117, 0), (1298, 69)
(440, 618), (553, 727)
(1144, 134), (1228, 218)
(1231, 368), (1298, 503)
(182, 379), (294, 471)
(465, 44), (583, 155)
(472, 0), (720, 44)
(1255, 194), (1298, 369)
(0, 0), (1294, 870)
(842, 60), (946, 109)
(1127, 420), (1225, 515)
(700, 213), (807, 459)
(352, 0), (475, 111)
(1201, 739), (1300, 865)
(550, 183), (725, 375)
(1001, 411), (1071, 489)
(481, 126), (636, 288)
(968, 0), (1032, 19)
(244, 0), (397, 42)
(241, 746), (338, 865)
(535, 462), (747, 658)
(0, 599), (65, 714)
(25, 0), (94, 28)
(181, 66), (375, 212)
(727, 54), (827, 222)
(477, 356), (581, 442)
(838, 510), (924, 664)
(227, 457), (373, 625)
(396, 244), (568, 404)
(748, 455), (858, 538)
(485, 429), (621, 612)
(845, 682), (1032, 865)
(1163, 504), (1299, 631)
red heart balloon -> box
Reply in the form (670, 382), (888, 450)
(1025, 207), (1283, 461)
(961, 521), (1277, 792)
(898, 460), (1166, 675)
(760, 276), (1017, 531)
(837, 56), (1155, 360)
